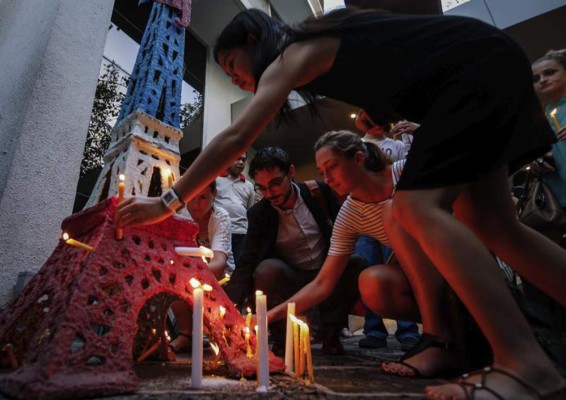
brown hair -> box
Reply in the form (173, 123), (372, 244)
(314, 130), (392, 171)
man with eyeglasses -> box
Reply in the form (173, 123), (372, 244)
(224, 147), (367, 356)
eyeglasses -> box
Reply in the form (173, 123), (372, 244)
(254, 176), (288, 193)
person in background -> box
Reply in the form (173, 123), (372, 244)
(532, 49), (566, 213)
(215, 153), (255, 263)
(355, 110), (406, 160)
(117, 8), (566, 398)
(354, 110), (420, 350)
(169, 181), (235, 352)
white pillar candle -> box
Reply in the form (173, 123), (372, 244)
(191, 286), (204, 389)
(255, 290), (269, 392)
(175, 246), (213, 258)
(304, 323), (314, 384)
(284, 302), (295, 373)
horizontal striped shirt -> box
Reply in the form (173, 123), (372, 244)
(329, 160), (405, 256)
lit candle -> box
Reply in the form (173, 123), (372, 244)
(255, 290), (269, 391)
(175, 246), (214, 258)
(136, 338), (162, 362)
(284, 302), (295, 373)
(291, 315), (300, 376)
(298, 321), (305, 377)
(245, 307), (252, 328)
(303, 323), (314, 384)
(549, 108), (561, 131)
(62, 233), (94, 252)
(245, 327), (253, 358)
(219, 306), (226, 319)
(218, 273), (230, 286)
(164, 168), (174, 189)
(191, 280), (204, 389)
(116, 174), (125, 240)
(210, 342), (222, 364)
(3, 344), (18, 370)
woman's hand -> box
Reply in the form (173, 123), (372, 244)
(115, 196), (173, 228)
(391, 120), (420, 138)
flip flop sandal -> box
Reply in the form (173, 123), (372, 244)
(381, 333), (460, 379)
(454, 365), (566, 400)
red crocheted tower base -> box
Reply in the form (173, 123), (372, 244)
(0, 197), (284, 400)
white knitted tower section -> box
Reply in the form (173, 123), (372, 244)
(85, 110), (183, 208)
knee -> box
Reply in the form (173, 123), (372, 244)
(253, 258), (288, 287)
(358, 266), (396, 309)
(390, 193), (426, 231)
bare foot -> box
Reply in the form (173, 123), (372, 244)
(381, 347), (461, 378)
(425, 365), (566, 400)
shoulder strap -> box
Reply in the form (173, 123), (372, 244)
(304, 180), (331, 223)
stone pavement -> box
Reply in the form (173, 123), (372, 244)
(0, 327), (447, 399)
(101, 334), (444, 400)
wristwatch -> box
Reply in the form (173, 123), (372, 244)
(160, 188), (185, 213)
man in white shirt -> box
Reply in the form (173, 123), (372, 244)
(215, 153), (255, 263)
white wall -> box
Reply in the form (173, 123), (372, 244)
(202, 52), (252, 146)
(0, 0), (114, 307)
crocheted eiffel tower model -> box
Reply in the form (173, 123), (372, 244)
(0, 198), (284, 400)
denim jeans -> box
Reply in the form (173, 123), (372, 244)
(354, 235), (419, 339)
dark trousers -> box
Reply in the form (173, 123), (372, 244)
(231, 233), (246, 265)
(253, 256), (367, 345)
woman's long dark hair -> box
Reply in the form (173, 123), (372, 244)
(213, 7), (384, 122)
(315, 130), (392, 172)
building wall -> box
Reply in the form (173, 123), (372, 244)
(445, 0), (566, 27)
(0, 0), (114, 307)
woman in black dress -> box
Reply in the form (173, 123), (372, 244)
(117, 8), (566, 399)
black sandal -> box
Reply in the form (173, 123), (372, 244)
(168, 331), (191, 353)
(381, 333), (461, 379)
(453, 366), (566, 399)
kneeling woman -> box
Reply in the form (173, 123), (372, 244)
(267, 130), (457, 378)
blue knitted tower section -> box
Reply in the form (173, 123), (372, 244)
(117, 2), (184, 128)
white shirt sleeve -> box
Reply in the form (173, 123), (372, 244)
(208, 207), (233, 257)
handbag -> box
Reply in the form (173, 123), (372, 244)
(516, 172), (566, 243)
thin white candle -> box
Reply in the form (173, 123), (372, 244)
(191, 285), (204, 389)
(175, 246), (214, 258)
(255, 290), (269, 392)
(550, 108), (561, 131)
(284, 302), (295, 373)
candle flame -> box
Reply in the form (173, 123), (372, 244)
(152, 328), (157, 334)
(201, 256), (208, 265)
(202, 283), (213, 292)
(199, 246), (214, 258)
(165, 330), (171, 341)
(170, 260), (174, 265)
(210, 342), (220, 355)
(164, 168), (171, 177)
(551, 108), (558, 116)
(119, 174), (125, 182)
(290, 314), (299, 323)
(219, 306), (226, 318)
(254, 325), (258, 332)
(255, 290), (263, 296)
(246, 307), (251, 313)
(189, 278), (201, 288)
(245, 326), (250, 334)
(62, 232), (70, 241)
